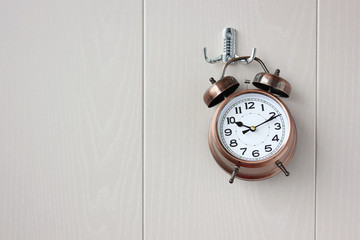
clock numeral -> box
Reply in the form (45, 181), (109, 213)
(229, 139), (238, 147)
(226, 117), (235, 124)
(274, 123), (281, 130)
(252, 150), (260, 157)
(224, 129), (232, 136)
(245, 102), (255, 110)
(272, 135), (279, 142)
(265, 145), (272, 152)
(235, 107), (242, 114)
(269, 112), (276, 118)
(261, 104), (265, 111)
(240, 147), (247, 155)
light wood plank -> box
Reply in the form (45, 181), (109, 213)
(0, 0), (142, 239)
(317, 1), (360, 239)
(145, 0), (316, 239)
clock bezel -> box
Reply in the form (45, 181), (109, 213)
(210, 89), (296, 168)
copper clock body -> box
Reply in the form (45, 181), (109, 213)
(208, 89), (297, 181)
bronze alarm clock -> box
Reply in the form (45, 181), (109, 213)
(204, 57), (297, 183)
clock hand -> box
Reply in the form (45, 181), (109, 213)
(242, 114), (281, 134)
(235, 121), (252, 129)
(255, 114), (281, 128)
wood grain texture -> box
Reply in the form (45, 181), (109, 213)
(144, 0), (316, 239)
(0, 0), (142, 239)
(317, 1), (360, 239)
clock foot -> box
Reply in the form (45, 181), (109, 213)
(229, 165), (240, 184)
(276, 161), (290, 176)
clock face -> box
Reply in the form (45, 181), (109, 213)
(217, 92), (290, 161)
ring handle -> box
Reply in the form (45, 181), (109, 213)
(220, 57), (270, 78)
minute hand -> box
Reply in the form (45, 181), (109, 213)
(242, 114), (281, 134)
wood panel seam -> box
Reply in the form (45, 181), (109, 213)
(315, 0), (319, 239)
(142, 0), (145, 240)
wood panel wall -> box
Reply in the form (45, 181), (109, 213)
(317, 0), (360, 239)
(144, 0), (316, 239)
(0, 0), (359, 239)
(0, 0), (142, 239)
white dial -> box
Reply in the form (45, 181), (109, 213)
(217, 92), (290, 161)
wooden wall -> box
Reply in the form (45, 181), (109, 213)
(0, 0), (142, 239)
(0, 0), (359, 239)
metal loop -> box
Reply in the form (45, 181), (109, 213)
(220, 56), (270, 79)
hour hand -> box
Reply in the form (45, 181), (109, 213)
(235, 121), (252, 129)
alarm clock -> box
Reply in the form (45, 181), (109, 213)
(203, 57), (297, 183)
